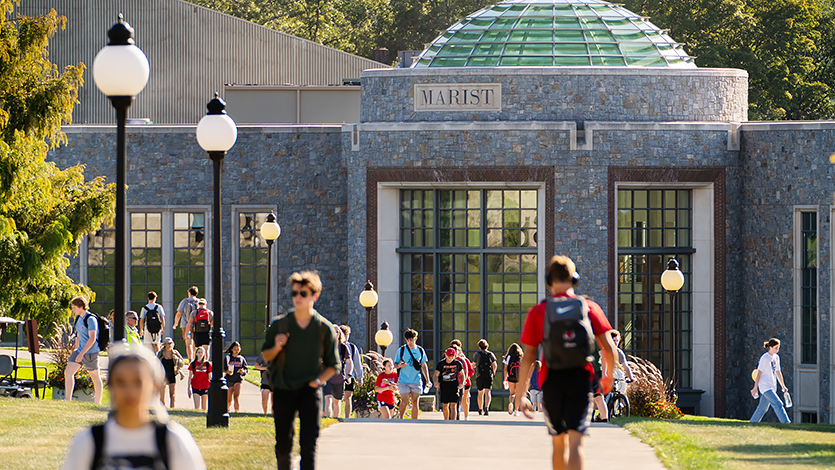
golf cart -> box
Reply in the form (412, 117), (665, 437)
(0, 317), (47, 398)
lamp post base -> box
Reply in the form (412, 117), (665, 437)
(207, 378), (230, 428)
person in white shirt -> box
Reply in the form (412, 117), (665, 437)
(61, 343), (206, 470)
(138, 291), (166, 353)
(750, 337), (790, 423)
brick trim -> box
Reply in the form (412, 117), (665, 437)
(607, 167), (727, 417)
(366, 166), (555, 350)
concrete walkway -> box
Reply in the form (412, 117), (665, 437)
(317, 412), (666, 470)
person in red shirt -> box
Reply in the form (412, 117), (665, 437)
(187, 346), (212, 411)
(451, 341), (475, 420)
(516, 255), (616, 470)
(375, 359), (399, 419)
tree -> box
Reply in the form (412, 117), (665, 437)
(625, 0), (835, 120)
(190, 0), (393, 58)
(0, 1), (115, 334)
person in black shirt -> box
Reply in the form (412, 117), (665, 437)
(433, 348), (465, 420)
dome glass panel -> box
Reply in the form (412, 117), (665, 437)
(412, 0), (696, 68)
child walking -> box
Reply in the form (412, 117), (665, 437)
(187, 347), (211, 410)
(62, 344), (206, 469)
(224, 341), (248, 412)
(375, 359), (399, 419)
(433, 348), (465, 420)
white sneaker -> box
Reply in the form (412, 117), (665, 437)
(465, 416), (469, 421)
(513, 411), (519, 417)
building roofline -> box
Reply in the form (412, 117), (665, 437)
(361, 66), (747, 78)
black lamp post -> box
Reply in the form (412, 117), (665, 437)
(196, 93), (238, 428)
(92, 14), (149, 342)
(260, 212), (281, 329)
(358, 281), (379, 352)
(660, 258), (685, 400)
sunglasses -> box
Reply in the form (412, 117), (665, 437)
(291, 290), (311, 298)
(127, 316), (138, 320)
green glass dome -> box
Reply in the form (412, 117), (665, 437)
(412, 0), (696, 68)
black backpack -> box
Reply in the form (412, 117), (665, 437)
(90, 421), (169, 470)
(541, 297), (595, 370)
(476, 351), (494, 379)
(75, 312), (110, 351)
(144, 304), (162, 334)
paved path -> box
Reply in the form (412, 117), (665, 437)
(317, 412), (666, 470)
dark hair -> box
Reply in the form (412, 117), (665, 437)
(382, 358), (393, 367)
(340, 325), (351, 336)
(478, 339), (489, 350)
(226, 341), (241, 355)
(764, 338), (781, 349)
(147, 291), (157, 301)
(71, 296), (89, 310)
(546, 255), (576, 285)
(404, 329), (418, 340)
(450, 339), (462, 348)
(506, 343), (523, 359)
(289, 270), (322, 294)
(188, 286), (199, 296)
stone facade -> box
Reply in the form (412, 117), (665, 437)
(361, 68), (749, 123)
(48, 67), (835, 423)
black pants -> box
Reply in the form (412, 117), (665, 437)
(273, 386), (322, 470)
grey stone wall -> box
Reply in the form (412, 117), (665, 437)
(49, 125), (350, 346)
(735, 123), (835, 422)
(361, 68), (749, 123)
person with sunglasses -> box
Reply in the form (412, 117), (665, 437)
(262, 271), (340, 470)
(124, 311), (142, 346)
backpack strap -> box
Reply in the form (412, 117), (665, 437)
(90, 424), (105, 470)
(155, 422), (169, 469)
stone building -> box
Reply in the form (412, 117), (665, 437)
(48, 0), (833, 422)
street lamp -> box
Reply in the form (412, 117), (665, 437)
(375, 321), (394, 357)
(260, 211), (281, 329)
(197, 93), (237, 428)
(92, 14), (150, 342)
(660, 258), (685, 399)
(359, 281), (379, 352)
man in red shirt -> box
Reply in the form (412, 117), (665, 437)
(515, 255), (616, 470)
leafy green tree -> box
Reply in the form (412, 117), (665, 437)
(625, 0), (835, 120)
(0, 1), (115, 333)
(190, 0), (393, 58)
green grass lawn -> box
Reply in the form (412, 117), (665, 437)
(0, 397), (335, 469)
(613, 415), (835, 470)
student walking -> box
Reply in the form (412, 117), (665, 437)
(451, 341), (474, 420)
(262, 271), (340, 470)
(187, 298), (213, 358)
(61, 344), (206, 470)
(433, 348), (466, 420)
(515, 256), (616, 470)
(174, 286), (200, 362)
(473, 339), (497, 416)
(750, 338), (791, 423)
(341, 325), (363, 419)
(253, 352), (273, 415)
(323, 327), (353, 418)
(224, 341), (249, 413)
(66, 296), (104, 405)
(187, 347), (211, 411)
(157, 338), (185, 409)
(503, 343), (523, 415)
(529, 361), (543, 412)
(375, 359), (398, 419)
(394, 328), (430, 420)
(139, 291), (165, 353)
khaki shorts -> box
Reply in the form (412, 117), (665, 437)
(68, 351), (100, 371)
(143, 331), (162, 345)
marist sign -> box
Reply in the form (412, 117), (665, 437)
(414, 83), (501, 111)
